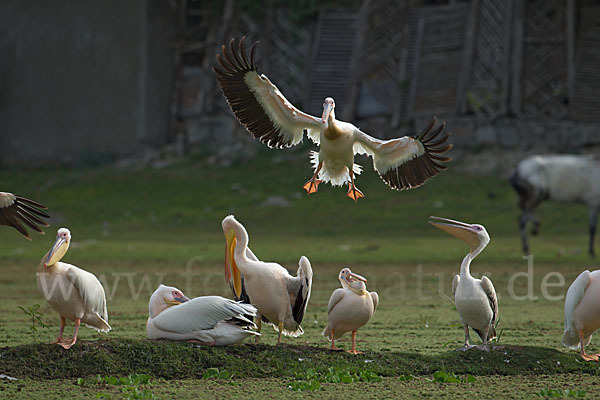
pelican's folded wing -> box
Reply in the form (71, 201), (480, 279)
(352, 117), (452, 190)
(213, 37), (322, 148)
(287, 256), (313, 325)
(562, 270), (591, 349)
(153, 296), (257, 334)
(326, 289), (346, 315)
(0, 192), (50, 239)
(66, 265), (111, 331)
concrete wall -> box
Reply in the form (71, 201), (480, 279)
(0, 0), (176, 165)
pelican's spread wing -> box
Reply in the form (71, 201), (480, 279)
(213, 37), (322, 148)
(287, 256), (313, 325)
(153, 296), (257, 334)
(0, 192), (50, 239)
(66, 265), (110, 332)
(562, 270), (591, 349)
(480, 276), (498, 335)
(327, 288), (346, 315)
(352, 117), (452, 190)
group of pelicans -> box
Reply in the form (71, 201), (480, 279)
(1, 36), (599, 361)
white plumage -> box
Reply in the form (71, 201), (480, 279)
(430, 217), (498, 351)
(562, 270), (600, 360)
(323, 268), (378, 354)
(222, 215), (313, 343)
(37, 228), (110, 349)
(147, 285), (259, 346)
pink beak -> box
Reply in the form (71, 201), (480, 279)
(322, 102), (333, 124)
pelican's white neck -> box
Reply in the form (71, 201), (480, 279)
(460, 238), (488, 278)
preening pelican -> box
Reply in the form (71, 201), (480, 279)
(562, 270), (600, 361)
(323, 268), (378, 354)
(0, 192), (50, 239)
(222, 215), (313, 343)
(213, 37), (452, 201)
(147, 285), (259, 346)
(430, 217), (498, 351)
(37, 228), (110, 349)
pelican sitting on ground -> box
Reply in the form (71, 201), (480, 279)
(323, 268), (378, 354)
(37, 228), (110, 349)
(0, 192), (50, 239)
(214, 37), (452, 201)
(430, 217), (498, 351)
(562, 270), (600, 361)
(222, 215), (313, 343)
(147, 285), (259, 346)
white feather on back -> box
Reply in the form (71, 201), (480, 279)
(152, 296), (256, 334)
(0, 192), (16, 208)
(66, 264), (110, 332)
(563, 270), (591, 349)
(352, 131), (424, 174)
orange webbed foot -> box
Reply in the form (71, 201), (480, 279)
(346, 349), (364, 355)
(330, 345), (344, 352)
(303, 179), (322, 194)
(582, 353), (600, 362)
(346, 185), (365, 201)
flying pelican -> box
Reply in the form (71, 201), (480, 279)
(147, 284), (259, 346)
(222, 215), (313, 343)
(323, 268), (378, 354)
(562, 270), (600, 361)
(213, 37), (452, 201)
(0, 192), (50, 239)
(429, 217), (498, 351)
(37, 228), (111, 349)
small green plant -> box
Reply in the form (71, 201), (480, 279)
(430, 371), (475, 384)
(287, 367), (382, 391)
(18, 304), (49, 342)
(535, 388), (586, 398)
(202, 368), (232, 380)
(491, 317), (504, 344)
(76, 374), (154, 399)
(398, 374), (414, 382)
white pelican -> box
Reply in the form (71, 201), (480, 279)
(147, 284), (259, 346)
(213, 37), (452, 201)
(562, 270), (600, 361)
(0, 192), (50, 239)
(323, 268), (378, 354)
(429, 217), (498, 351)
(37, 228), (110, 349)
(222, 215), (313, 343)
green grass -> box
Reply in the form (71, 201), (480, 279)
(1, 149), (599, 398)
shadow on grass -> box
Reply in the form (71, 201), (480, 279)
(1, 340), (597, 379)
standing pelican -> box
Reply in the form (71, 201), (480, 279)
(0, 192), (50, 239)
(429, 217), (498, 351)
(222, 215), (313, 343)
(213, 37), (452, 201)
(37, 228), (110, 349)
(147, 285), (259, 346)
(562, 270), (600, 361)
(323, 268), (378, 354)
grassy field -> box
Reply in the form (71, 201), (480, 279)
(1, 147), (599, 398)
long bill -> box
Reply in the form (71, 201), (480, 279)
(44, 236), (68, 267)
(429, 216), (481, 253)
(224, 229), (243, 299)
(322, 102), (333, 124)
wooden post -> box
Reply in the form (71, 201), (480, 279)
(566, 0), (577, 115)
(343, 0), (370, 121)
(455, 0), (479, 114)
(509, 0), (526, 116)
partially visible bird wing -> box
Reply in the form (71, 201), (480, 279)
(352, 117), (452, 190)
(564, 271), (591, 332)
(481, 276), (498, 330)
(0, 192), (50, 239)
(153, 296), (257, 334)
(452, 275), (460, 299)
(370, 291), (379, 311)
(66, 265), (110, 331)
(213, 37), (322, 148)
(287, 256), (313, 325)
(327, 288), (346, 315)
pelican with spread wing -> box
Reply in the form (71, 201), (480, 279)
(0, 192), (50, 239)
(38, 228), (111, 349)
(430, 217), (498, 351)
(147, 285), (259, 346)
(213, 37), (452, 201)
(222, 215), (313, 343)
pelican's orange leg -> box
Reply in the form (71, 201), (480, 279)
(60, 318), (80, 349)
(347, 331), (363, 355)
(346, 171), (364, 201)
(303, 162), (323, 194)
(50, 316), (66, 345)
(330, 329), (343, 351)
(580, 330), (599, 361)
